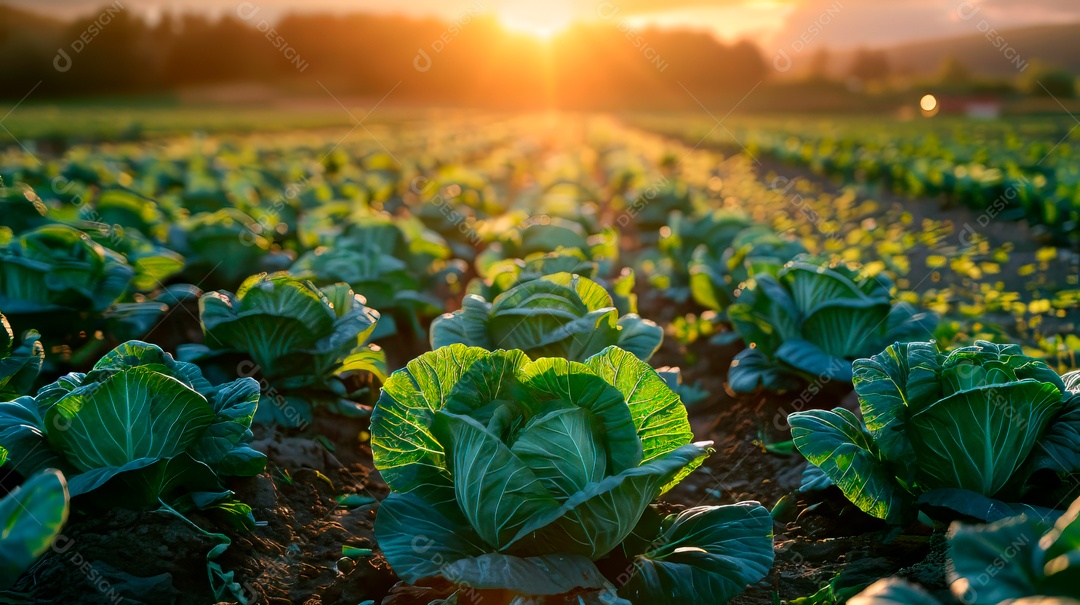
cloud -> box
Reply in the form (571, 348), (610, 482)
(767, 0), (1080, 49)
(7, 0), (1079, 46)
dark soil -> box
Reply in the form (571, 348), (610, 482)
(218, 425), (395, 605)
(15, 508), (219, 604)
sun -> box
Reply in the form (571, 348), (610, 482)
(496, 0), (576, 39)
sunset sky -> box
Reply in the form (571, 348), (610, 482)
(9, 0), (1080, 49)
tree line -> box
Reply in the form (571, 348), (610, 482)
(0, 6), (769, 108)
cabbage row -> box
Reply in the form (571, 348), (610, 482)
(0, 115), (1076, 604)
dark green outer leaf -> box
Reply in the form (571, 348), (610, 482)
(790, 408), (911, 524)
(34, 373), (86, 412)
(798, 464), (834, 493)
(884, 303), (938, 345)
(66, 457), (160, 496)
(189, 378), (266, 477)
(907, 381), (1063, 496)
(312, 283), (380, 356)
(728, 347), (801, 395)
(727, 273), (801, 357)
(853, 341), (941, 467)
(619, 502), (774, 605)
(74, 453), (224, 507)
(614, 315), (663, 362)
(442, 552), (609, 595)
(0, 396), (65, 476)
(775, 339), (851, 382)
(948, 514), (1047, 605)
(46, 367), (215, 472)
(374, 488), (490, 584)
(1039, 494), (1080, 595)
(430, 295), (494, 351)
(1033, 393), (1080, 475)
(918, 488), (1063, 523)
(688, 257), (730, 313)
(0, 328), (43, 399)
(0, 469), (69, 589)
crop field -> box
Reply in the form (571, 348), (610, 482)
(632, 114), (1080, 246)
(0, 106), (1079, 605)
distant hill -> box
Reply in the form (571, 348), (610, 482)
(880, 23), (1080, 76)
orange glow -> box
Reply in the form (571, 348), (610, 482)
(496, 0), (576, 39)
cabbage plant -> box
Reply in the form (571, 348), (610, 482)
(0, 225), (133, 315)
(689, 226), (807, 316)
(0, 341), (263, 527)
(180, 273), (387, 426)
(409, 174), (501, 260)
(83, 221), (185, 292)
(371, 345), (774, 604)
(0, 464), (69, 588)
(0, 311), (43, 400)
(790, 341), (1080, 524)
(91, 188), (168, 241)
(431, 273), (663, 362)
(291, 214), (450, 338)
(727, 260), (935, 395)
(477, 216), (619, 277)
(0, 225), (163, 354)
(948, 494), (1080, 605)
(848, 494), (1080, 605)
(176, 209), (291, 290)
(641, 210), (757, 304)
(0, 185), (52, 234)
(628, 183), (693, 244)
(468, 249), (638, 316)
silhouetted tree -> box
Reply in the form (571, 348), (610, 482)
(0, 4), (771, 109)
(1024, 61), (1076, 98)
